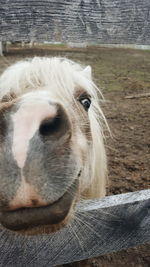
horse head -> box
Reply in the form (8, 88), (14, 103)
(0, 57), (107, 234)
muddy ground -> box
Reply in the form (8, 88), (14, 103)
(0, 46), (150, 266)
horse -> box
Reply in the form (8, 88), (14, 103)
(0, 57), (107, 235)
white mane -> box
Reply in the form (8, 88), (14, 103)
(0, 57), (107, 198)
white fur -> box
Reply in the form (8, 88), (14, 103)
(12, 99), (57, 168)
(0, 57), (107, 198)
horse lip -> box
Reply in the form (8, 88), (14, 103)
(0, 179), (79, 231)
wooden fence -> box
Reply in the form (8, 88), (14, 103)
(0, 0), (150, 45)
(0, 189), (150, 266)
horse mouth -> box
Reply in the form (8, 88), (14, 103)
(0, 179), (79, 232)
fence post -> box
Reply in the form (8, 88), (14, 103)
(0, 189), (149, 266)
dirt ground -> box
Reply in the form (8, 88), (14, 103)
(0, 46), (150, 267)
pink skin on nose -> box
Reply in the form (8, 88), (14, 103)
(10, 174), (47, 209)
(10, 101), (57, 208)
(12, 102), (57, 169)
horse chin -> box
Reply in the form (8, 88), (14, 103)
(0, 179), (79, 236)
(15, 205), (76, 236)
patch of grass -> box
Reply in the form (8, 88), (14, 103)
(1, 46), (150, 93)
(65, 48), (150, 92)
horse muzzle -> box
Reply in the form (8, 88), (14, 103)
(0, 179), (79, 232)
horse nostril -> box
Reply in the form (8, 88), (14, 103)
(39, 116), (62, 136)
(39, 105), (70, 138)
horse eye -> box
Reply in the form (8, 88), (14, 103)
(79, 97), (91, 111)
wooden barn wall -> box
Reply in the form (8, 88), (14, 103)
(0, 0), (150, 45)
